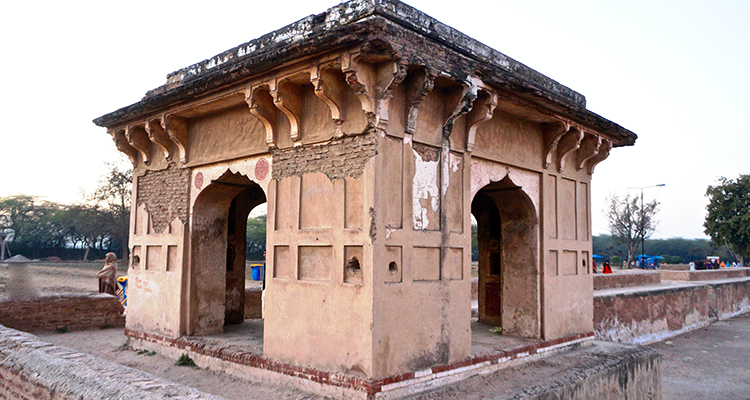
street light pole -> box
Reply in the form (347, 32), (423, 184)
(629, 184), (665, 268)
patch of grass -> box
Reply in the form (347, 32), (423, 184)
(117, 341), (129, 351)
(99, 325), (114, 330)
(137, 349), (156, 356)
(54, 326), (69, 334)
(175, 353), (199, 369)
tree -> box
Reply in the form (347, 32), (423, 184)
(246, 214), (266, 260)
(605, 193), (659, 267)
(88, 162), (132, 259)
(704, 174), (750, 265)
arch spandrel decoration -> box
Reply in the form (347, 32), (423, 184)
(470, 158), (541, 218)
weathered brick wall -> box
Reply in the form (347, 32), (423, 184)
(137, 162), (190, 233)
(271, 133), (377, 180)
(0, 325), (223, 400)
(594, 278), (750, 343)
(244, 287), (262, 319)
(593, 271), (661, 290)
(0, 294), (124, 332)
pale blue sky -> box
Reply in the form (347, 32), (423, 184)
(1, 0), (748, 239)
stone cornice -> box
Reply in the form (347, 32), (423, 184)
(93, 0), (636, 146)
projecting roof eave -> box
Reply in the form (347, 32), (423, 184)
(93, 0), (636, 146)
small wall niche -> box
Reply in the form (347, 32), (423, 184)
(385, 246), (402, 283)
(131, 246), (141, 269)
(344, 246), (363, 284)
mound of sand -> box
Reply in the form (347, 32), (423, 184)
(5, 254), (31, 263)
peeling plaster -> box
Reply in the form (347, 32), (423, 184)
(413, 148), (440, 230)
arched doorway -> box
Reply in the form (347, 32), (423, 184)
(190, 170), (266, 335)
(471, 176), (540, 338)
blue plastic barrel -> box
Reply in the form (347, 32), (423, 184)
(251, 264), (263, 281)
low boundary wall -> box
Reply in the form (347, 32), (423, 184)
(660, 267), (750, 281)
(594, 271), (661, 290)
(595, 277), (750, 344)
(0, 294), (124, 332)
(0, 325), (223, 399)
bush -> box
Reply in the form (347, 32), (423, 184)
(610, 256), (622, 267)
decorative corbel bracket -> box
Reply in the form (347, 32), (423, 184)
(442, 79), (477, 139)
(110, 129), (137, 164)
(587, 138), (613, 174)
(404, 67), (435, 134)
(465, 79), (498, 152)
(542, 120), (570, 169)
(270, 78), (302, 143)
(126, 125), (151, 165)
(246, 84), (277, 147)
(311, 65), (346, 137)
(163, 115), (188, 164)
(576, 133), (602, 171)
(145, 119), (172, 161)
(341, 51), (405, 129)
(556, 125), (584, 173)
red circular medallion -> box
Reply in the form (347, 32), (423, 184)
(255, 158), (269, 181)
(195, 172), (204, 189)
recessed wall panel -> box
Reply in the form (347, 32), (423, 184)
(413, 247), (440, 281)
(300, 172), (333, 229)
(561, 250), (578, 276)
(444, 247), (463, 280)
(298, 246), (332, 282)
(560, 178), (577, 240)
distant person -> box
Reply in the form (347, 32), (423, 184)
(97, 253), (118, 295)
(603, 261), (613, 274)
(720, 261), (726, 268)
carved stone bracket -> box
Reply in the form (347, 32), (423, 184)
(246, 85), (277, 147)
(270, 78), (302, 143)
(442, 80), (477, 139)
(145, 119), (172, 161)
(556, 125), (583, 173)
(311, 65), (347, 137)
(576, 133), (601, 171)
(126, 125), (151, 165)
(341, 51), (404, 129)
(587, 138), (612, 174)
(542, 121), (570, 169)
(163, 115), (188, 164)
(465, 79), (498, 152)
(111, 129), (138, 164)
(404, 67), (435, 134)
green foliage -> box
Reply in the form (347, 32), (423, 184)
(175, 353), (199, 369)
(610, 255), (622, 266)
(245, 214), (266, 260)
(704, 174), (750, 264)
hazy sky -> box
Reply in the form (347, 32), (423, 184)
(2, 0), (748, 239)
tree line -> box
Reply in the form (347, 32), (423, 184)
(0, 163), (131, 261)
(593, 235), (734, 266)
(602, 173), (749, 266)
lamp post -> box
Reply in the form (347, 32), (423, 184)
(628, 184), (665, 268)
